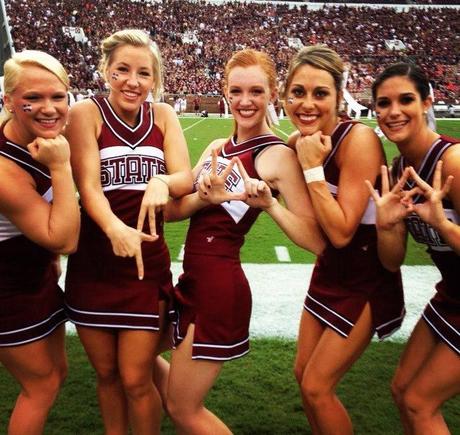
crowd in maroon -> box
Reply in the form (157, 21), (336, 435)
(5, 0), (459, 102)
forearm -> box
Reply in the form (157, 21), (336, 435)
(164, 192), (208, 222)
(433, 218), (460, 255)
(157, 171), (193, 198)
(79, 185), (124, 237)
(307, 182), (351, 248)
(376, 222), (407, 272)
(265, 199), (325, 255)
(47, 163), (80, 253)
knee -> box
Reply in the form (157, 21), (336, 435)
(94, 363), (120, 386)
(402, 388), (429, 420)
(300, 375), (328, 408)
(391, 375), (407, 408)
(166, 395), (192, 427)
(293, 362), (304, 386)
(120, 371), (152, 401)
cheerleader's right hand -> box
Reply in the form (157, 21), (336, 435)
(106, 220), (157, 280)
(365, 165), (412, 230)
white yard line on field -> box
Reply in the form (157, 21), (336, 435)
(273, 126), (290, 138)
(60, 259), (439, 341)
(183, 118), (206, 132)
(275, 246), (291, 262)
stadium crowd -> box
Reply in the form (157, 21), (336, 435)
(5, 0), (459, 102)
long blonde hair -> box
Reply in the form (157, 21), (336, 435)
(0, 50), (69, 124)
(99, 29), (163, 100)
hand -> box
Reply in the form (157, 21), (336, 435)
(365, 165), (412, 230)
(235, 158), (276, 210)
(198, 149), (247, 204)
(27, 135), (71, 170)
(107, 220), (157, 280)
(137, 175), (170, 236)
(295, 131), (332, 170)
(404, 161), (453, 228)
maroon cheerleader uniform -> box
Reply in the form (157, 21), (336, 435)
(65, 97), (173, 331)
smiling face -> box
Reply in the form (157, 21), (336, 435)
(374, 75), (431, 145)
(4, 65), (68, 143)
(105, 44), (155, 122)
(284, 64), (340, 136)
(225, 65), (275, 137)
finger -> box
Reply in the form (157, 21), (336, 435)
(137, 205), (147, 232)
(140, 231), (157, 242)
(390, 168), (409, 195)
(380, 165), (390, 194)
(365, 179), (381, 202)
(235, 157), (250, 182)
(433, 160), (443, 190)
(257, 180), (269, 193)
(221, 157), (237, 180)
(199, 176), (209, 196)
(202, 173), (212, 189)
(211, 148), (218, 176)
(320, 134), (332, 151)
(440, 175), (454, 198)
(135, 250), (144, 280)
(148, 207), (157, 237)
(408, 167), (431, 192)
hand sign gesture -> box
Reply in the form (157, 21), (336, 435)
(198, 149), (247, 204)
(107, 220), (157, 281)
(235, 158), (276, 210)
(295, 131), (332, 170)
(137, 175), (170, 238)
(404, 161), (453, 228)
(365, 165), (412, 230)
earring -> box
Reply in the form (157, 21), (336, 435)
(7, 107), (14, 113)
(423, 110), (428, 115)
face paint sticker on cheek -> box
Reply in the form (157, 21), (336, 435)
(228, 97), (233, 103)
(22, 104), (33, 112)
(376, 112), (381, 119)
(111, 72), (119, 80)
(287, 97), (294, 104)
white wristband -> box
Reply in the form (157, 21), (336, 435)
(303, 166), (325, 184)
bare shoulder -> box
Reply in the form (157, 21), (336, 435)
(0, 157), (34, 209)
(153, 102), (175, 118)
(442, 142), (460, 174)
(68, 98), (100, 124)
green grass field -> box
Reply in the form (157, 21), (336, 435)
(1, 118), (459, 434)
(1, 337), (458, 434)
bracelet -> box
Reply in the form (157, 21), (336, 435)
(303, 166), (325, 184)
(152, 175), (170, 187)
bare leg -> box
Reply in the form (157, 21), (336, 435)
(77, 326), (128, 435)
(167, 324), (231, 435)
(294, 309), (325, 434)
(300, 304), (374, 435)
(0, 325), (67, 435)
(118, 329), (162, 435)
(399, 323), (460, 434)
(391, 319), (436, 434)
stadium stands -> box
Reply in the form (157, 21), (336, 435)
(4, 0), (459, 104)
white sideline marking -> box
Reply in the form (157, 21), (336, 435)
(273, 126), (290, 138)
(61, 259), (440, 341)
(177, 244), (185, 261)
(183, 118), (206, 132)
(275, 246), (291, 262)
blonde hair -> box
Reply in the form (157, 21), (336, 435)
(283, 45), (344, 99)
(99, 29), (163, 100)
(0, 50), (69, 123)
